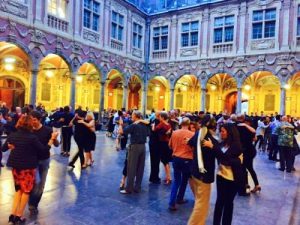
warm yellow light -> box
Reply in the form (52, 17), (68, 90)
(244, 85), (251, 91)
(46, 70), (54, 78)
(210, 85), (217, 91)
(4, 57), (16, 63)
(242, 93), (249, 100)
(284, 84), (290, 89)
(76, 76), (83, 83)
(108, 92), (113, 96)
(155, 86), (160, 92)
(159, 96), (164, 99)
(182, 86), (187, 91)
(4, 64), (14, 71)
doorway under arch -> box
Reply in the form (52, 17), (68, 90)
(0, 77), (25, 109)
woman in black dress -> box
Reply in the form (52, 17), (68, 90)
(78, 112), (96, 168)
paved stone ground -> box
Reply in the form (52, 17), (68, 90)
(0, 132), (299, 225)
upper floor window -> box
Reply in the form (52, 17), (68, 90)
(153, 26), (168, 50)
(252, 8), (276, 39)
(83, 0), (100, 31)
(181, 21), (199, 47)
(48, 0), (67, 19)
(133, 23), (143, 49)
(111, 11), (124, 41)
(214, 15), (234, 44)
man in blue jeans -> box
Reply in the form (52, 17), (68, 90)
(29, 111), (59, 215)
(168, 117), (194, 210)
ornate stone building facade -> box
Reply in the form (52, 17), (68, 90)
(0, 0), (299, 116)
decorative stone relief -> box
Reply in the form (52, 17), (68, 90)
(83, 29), (100, 44)
(31, 29), (45, 45)
(72, 42), (82, 55)
(255, 0), (274, 6)
(111, 0), (127, 14)
(0, 0), (28, 19)
(180, 48), (197, 57)
(251, 39), (275, 50)
(132, 48), (142, 58)
(132, 13), (145, 25)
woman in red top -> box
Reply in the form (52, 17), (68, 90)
(154, 111), (172, 184)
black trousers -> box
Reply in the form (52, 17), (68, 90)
(279, 146), (293, 172)
(70, 136), (85, 166)
(61, 127), (72, 153)
(122, 151), (128, 177)
(120, 135), (128, 150)
(213, 175), (238, 225)
(269, 135), (279, 160)
(149, 142), (160, 182)
(244, 155), (259, 186)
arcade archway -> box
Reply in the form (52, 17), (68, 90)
(128, 75), (142, 110)
(174, 75), (200, 112)
(286, 72), (300, 117)
(75, 63), (101, 111)
(243, 71), (280, 115)
(37, 54), (71, 110)
(206, 73), (237, 114)
(0, 42), (31, 109)
(147, 76), (169, 111)
(105, 69), (124, 110)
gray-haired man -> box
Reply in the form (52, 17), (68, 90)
(119, 111), (149, 194)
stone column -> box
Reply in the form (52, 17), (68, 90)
(280, 87), (286, 115)
(236, 87), (242, 114)
(126, 11), (132, 55)
(122, 85), (128, 109)
(170, 88), (175, 110)
(237, 2), (247, 54)
(170, 15), (177, 60)
(201, 88), (207, 112)
(201, 8), (209, 57)
(104, 0), (111, 48)
(141, 80), (148, 115)
(70, 77), (76, 111)
(281, 0), (291, 51)
(74, 0), (81, 37)
(30, 69), (38, 106)
(99, 81), (105, 120)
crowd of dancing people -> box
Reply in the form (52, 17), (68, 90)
(0, 100), (300, 225)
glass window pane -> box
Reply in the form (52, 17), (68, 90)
(84, 0), (91, 9)
(182, 23), (189, 32)
(190, 32), (198, 46)
(112, 11), (117, 22)
(264, 21), (275, 38)
(224, 27), (234, 42)
(153, 27), (160, 36)
(118, 27), (123, 41)
(93, 2), (100, 14)
(133, 33), (137, 47)
(298, 5), (300, 16)
(138, 35), (142, 48)
(153, 37), (159, 50)
(162, 26), (168, 35)
(265, 9), (276, 20)
(253, 10), (263, 21)
(161, 36), (168, 49)
(225, 16), (234, 26)
(138, 25), (142, 34)
(252, 23), (263, 39)
(93, 14), (99, 31)
(214, 17), (223, 27)
(298, 18), (300, 36)
(214, 28), (223, 43)
(191, 21), (198, 31)
(181, 33), (189, 47)
(133, 23), (137, 33)
(119, 15), (124, 25)
(111, 23), (117, 39)
(83, 9), (91, 28)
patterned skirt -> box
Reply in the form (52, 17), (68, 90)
(12, 168), (36, 193)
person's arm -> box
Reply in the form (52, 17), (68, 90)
(122, 123), (134, 136)
(50, 131), (59, 147)
(237, 123), (256, 133)
(78, 120), (96, 131)
(134, 119), (150, 125)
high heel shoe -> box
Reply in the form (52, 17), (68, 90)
(251, 185), (261, 193)
(164, 179), (172, 185)
(87, 160), (94, 166)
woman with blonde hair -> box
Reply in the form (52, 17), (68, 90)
(78, 111), (96, 168)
